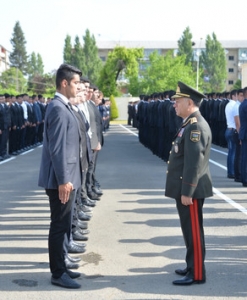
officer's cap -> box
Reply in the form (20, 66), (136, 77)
(171, 81), (206, 103)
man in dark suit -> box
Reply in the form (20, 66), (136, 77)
(239, 86), (247, 186)
(165, 81), (213, 286)
(38, 64), (82, 289)
(85, 85), (103, 200)
(0, 94), (11, 160)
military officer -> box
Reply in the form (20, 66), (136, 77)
(165, 81), (213, 286)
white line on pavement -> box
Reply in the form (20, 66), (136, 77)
(211, 147), (227, 155)
(209, 159), (227, 170)
(0, 157), (15, 165)
(213, 187), (247, 216)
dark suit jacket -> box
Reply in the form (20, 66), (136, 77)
(239, 99), (247, 140)
(88, 100), (104, 146)
(87, 101), (99, 150)
(0, 104), (9, 130)
(165, 111), (213, 200)
(73, 107), (92, 171)
(38, 96), (82, 190)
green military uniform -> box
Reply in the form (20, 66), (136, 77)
(165, 82), (213, 284)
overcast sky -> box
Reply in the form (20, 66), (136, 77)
(1, 0), (246, 73)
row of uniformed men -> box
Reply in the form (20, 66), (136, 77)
(128, 89), (247, 186)
(0, 93), (47, 161)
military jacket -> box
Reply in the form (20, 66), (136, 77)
(165, 111), (213, 200)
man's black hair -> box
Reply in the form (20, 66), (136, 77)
(56, 64), (82, 89)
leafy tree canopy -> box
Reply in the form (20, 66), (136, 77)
(9, 21), (28, 74)
(201, 32), (227, 92)
(98, 46), (143, 96)
(177, 26), (194, 65)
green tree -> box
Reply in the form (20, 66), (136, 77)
(109, 95), (118, 120)
(201, 32), (227, 92)
(0, 67), (27, 92)
(9, 21), (28, 74)
(233, 79), (241, 90)
(82, 29), (102, 83)
(28, 52), (37, 77)
(71, 35), (85, 72)
(36, 53), (44, 75)
(98, 46), (143, 96)
(27, 52), (44, 92)
(177, 27), (194, 65)
(133, 50), (196, 95)
(63, 34), (73, 64)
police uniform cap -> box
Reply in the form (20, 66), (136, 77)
(171, 81), (206, 103)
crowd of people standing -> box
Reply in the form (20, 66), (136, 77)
(0, 93), (47, 161)
(127, 87), (247, 187)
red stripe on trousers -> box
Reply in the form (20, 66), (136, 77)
(189, 199), (203, 280)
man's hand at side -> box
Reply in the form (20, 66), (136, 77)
(59, 182), (73, 204)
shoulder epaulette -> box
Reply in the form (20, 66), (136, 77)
(182, 117), (197, 128)
(190, 117), (197, 124)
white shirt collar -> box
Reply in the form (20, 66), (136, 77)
(55, 92), (69, 105)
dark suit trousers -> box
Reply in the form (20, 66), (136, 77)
(0, 129), (8, 156)
(176, 198), (206, 281)
(241, 139), (247, 184)
(80, 170), (88, 200)
(46, 189), (76, 278)
(92, 150), (99, 186)
(86, 150), (97, 193)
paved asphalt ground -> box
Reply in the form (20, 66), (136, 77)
(0, 124), (247, 300)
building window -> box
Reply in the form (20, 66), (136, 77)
(228, 80), (234, 85)
(100, 56), (106, 62)
(229, 56), (234, 61)
(228, 68), (234, 73)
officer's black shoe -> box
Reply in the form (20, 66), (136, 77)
(175, 268), (188, 276)
(173, 276), (206, 285)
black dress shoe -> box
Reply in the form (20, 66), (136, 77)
(66, 254), (81, 263)
(68, 243), (86, 254)
(65, 258), (80, 269)
(234, 178), (242, 182)
(66, 269), (81, 279)
(51, 272), (81, 289)
(173, 276), (206, 285)
(81, 198), (96, 207)
(79, 209), (93, 217)
(175, 268), (188, 276)
(72, 227), (90, 235)
(72, 241), (86, 247)
(93, 187), (103, 195)
(87, 192), (100, 200)
(72, 230), (88, 241)
(78, 211), (91, 221)
(76, 219), (88, 229)
(80, 204), (93, 213)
